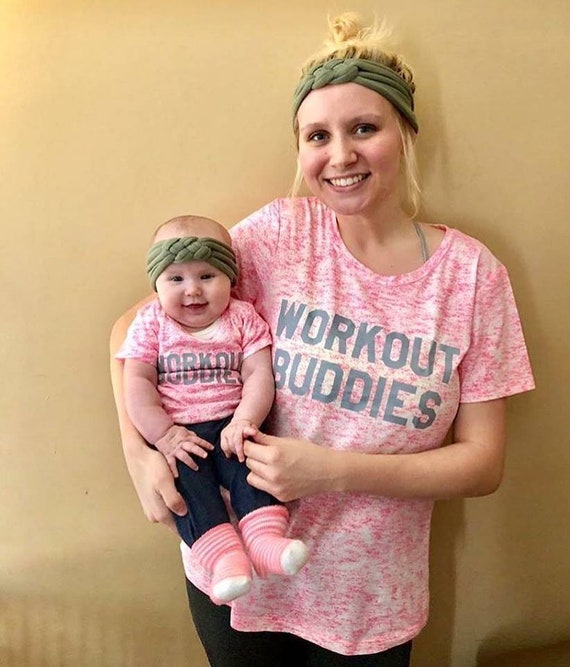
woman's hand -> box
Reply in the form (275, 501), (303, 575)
(245, 400), (507, 502)
(126, 444), (187, 531)
(243, 431), (334, 502)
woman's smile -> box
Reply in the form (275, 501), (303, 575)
(325, 173), (370, 188)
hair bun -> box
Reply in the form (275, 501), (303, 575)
(327, 12), (364, 44)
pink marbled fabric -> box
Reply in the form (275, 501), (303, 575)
(181, 197), (534, 654)
(116, 297), (271, 424)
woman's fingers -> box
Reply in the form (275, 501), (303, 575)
(245, 470), (275, 498)
(144, 454), (187, 520)
(244, 433), (331, 501)
(244, 437), (290, 500)
(156, 474), (187, 519)
(243, 435), (276, 464)
(251, 430), (277, 446)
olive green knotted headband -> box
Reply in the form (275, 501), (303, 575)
(292, 57), (418, 133)
(146, 236), (238, 290)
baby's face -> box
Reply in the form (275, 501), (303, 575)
(155, 260), (231, 332)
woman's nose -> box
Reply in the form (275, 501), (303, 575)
(329, 137), (357, 168)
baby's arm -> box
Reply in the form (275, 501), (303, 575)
(221, 346), (274, 463)
(123, 358), (213, 475)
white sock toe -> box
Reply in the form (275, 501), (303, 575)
(212, 576), (251, 603)
(280, 540), (310, 575)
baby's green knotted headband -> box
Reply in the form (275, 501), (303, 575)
(146, 236), (238, 290)
(292, 57), (418, 133)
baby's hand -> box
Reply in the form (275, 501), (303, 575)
(155, 425), (214, 477)
(221, 420), (259, 463)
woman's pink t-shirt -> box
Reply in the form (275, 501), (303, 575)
(181, 198), (535, 655)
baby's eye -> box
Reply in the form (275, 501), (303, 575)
(200, 273), (216, 280)
(169, 275), (184, 282)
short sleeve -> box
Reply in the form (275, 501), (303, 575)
(459, 257), (535, 402)
(115, 302), (160, 365)
(243, 307), (271, 358)
(234, 301), (272, 359)
(230, 199), (282, 307)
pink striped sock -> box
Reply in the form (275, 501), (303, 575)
(239, 506), (309, 578)
(192, 523), (252, 605)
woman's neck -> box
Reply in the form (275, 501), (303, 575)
(335, 206), (425, 276)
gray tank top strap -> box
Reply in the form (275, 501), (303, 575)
(413, 221), (430, 264)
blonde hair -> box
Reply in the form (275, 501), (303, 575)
(291, 13), (421, 217)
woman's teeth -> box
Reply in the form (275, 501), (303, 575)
(328, 174), (367, 187)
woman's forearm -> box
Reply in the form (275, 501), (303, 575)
(110, 327), (150, 461)
(327, 399), (507, 500)
(110, 344), (159, 480)
(328, 440), (501, 500)
(110, 304), (185, 523)
(246, 399), (506, 502)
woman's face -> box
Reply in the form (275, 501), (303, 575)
(296, 82), (404, 219)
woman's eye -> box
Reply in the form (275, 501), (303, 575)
(355, 124), (376, 135)
(307, 131), (327, 143)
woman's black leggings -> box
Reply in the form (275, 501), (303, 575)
(186, 580), (412, 667)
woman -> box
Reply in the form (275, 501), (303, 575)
(110, 13), (534, 667)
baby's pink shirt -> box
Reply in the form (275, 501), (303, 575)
(117, 297), (271, 424)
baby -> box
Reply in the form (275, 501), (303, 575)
(117, 215), (308, 604)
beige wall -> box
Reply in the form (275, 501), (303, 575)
(1, 1), (568, 665)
